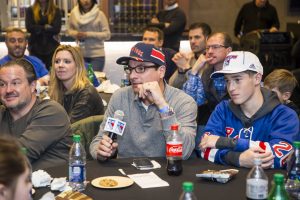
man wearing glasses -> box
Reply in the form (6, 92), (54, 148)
(182, 32), (232, 125)
(90, 42), (197, 160)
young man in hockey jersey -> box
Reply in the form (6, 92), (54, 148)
(199, 51), (299, 169)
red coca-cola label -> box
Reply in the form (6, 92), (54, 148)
(166, 143), (183, 157)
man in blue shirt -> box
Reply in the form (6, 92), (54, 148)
(0, 27), (49, 85)
(199, 51), (299, 169)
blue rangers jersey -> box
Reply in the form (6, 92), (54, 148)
(201, 88), (299, 168)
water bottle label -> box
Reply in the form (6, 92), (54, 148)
(69, 164), (86, 183)
(166, 143), (183, 157)
(246, 179), (268, 199)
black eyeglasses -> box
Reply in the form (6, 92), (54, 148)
(205, 44), (228, 51)
(124, 65), (158, 74)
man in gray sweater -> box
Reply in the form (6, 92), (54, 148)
(90, 42), (197, 160)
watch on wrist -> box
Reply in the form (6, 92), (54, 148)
(159, 106), (174, 118)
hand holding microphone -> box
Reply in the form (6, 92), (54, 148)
(104, 110), (126, 142)
(98, 110), (126, 159)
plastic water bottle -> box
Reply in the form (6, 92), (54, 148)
(179, 182), (197, 200)
(246, 158), (268, 200)
(69, 135), (86, 191)
(121, 71), (130, 87)
(268, 173), (290, 200)
(166, 124), (183, 176)
(285, 141), (300, 199)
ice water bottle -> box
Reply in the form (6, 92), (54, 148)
(268, 173), (290, 200)
(69, 135), (86, 191)
(179, 182), (197, 200)
(285, 141), (300, 199)
(246, 158), (268, 200)
(166, 124), (183, 176)
(121, 71), (130, 87)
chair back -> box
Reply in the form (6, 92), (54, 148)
(71, 115), (104, 160)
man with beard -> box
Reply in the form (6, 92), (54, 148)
(0, 27), (49, 85)
(90, 42), (197, 160)
(0, 59), (71, 170)
(169, 22), (211, 89)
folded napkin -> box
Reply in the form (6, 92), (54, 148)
(51, 177), (70, 191)
(127, 172), (169, 188)
(96, 80), (120, 93)
(32, 170), (52, 187)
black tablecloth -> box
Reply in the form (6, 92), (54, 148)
(34, 158), (284, 200)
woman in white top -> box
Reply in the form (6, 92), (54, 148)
(68, 0), (111, 72)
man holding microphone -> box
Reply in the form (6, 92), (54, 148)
(89, 43), (197, 160)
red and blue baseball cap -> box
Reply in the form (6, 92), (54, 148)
(116, 42), (166, 66)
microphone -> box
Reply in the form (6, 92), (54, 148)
(104, 110), (126, 142)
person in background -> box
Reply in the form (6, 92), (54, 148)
(142, 26), (177, 82)
(90, 42), (197, 160)
(234, 0), (279, 38)
(150, 0), (186, 52)
(0, 27), (49, 86)
(183, 32), (232, 125)
(68, 0), (111, 72)
(0, 59), (71, 170)
(200, 51), (299, 169)
(169, 22), (212, 89)
(49, 45), (104, 124)
(25, 0), (61, 70)
(264, 69), (300, 116)
(0, 137), (32, 200)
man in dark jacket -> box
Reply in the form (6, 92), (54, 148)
(234, 0), (280, 38)
(150, 0), (186, 51)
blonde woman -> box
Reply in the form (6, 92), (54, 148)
(25, 0), (61, 70)
(49, 45), (104, 123)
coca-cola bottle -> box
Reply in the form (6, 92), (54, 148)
(166, 124), (183, 176)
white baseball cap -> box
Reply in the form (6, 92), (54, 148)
(210, 51), (263, 78)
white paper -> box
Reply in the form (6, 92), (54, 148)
(127, 172), (169, 188)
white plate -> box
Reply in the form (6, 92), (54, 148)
(91, 176), (134, 189)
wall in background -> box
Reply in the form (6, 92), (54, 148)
(188, 0), (300, 43)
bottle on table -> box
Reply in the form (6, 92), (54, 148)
(179, 182), (198, 200)
(121, 71), (130, 87)
(285, 141), (300, 199)
(87, 63), (100, 87)
(166, 124), (183, 176)
(268, 173), (290, 200)
(69, 134), (86, 191)
(246, 158), (268, 200)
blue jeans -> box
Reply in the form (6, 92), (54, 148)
(84, 57), (105, 72)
